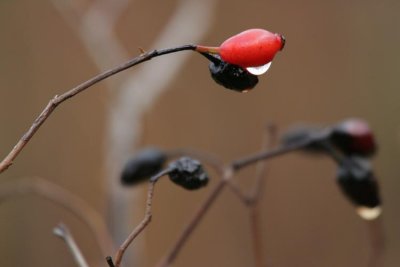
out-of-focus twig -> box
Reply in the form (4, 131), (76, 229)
(53, 223), (90, 267)
(226, 125), (276, 267)
(249, 124), (276, 267)
(0, 177), (113, 255)
(366, 217), (385, 267)
(51, 0), (130, 80)
(156, 168), (233, 267)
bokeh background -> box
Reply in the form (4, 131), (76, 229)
(0, 0), (399, 266)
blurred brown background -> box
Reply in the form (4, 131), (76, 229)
(0, 0), (399, 266)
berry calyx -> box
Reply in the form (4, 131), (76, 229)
(331, 118), (377, 157)
(121, 148), (166, 185)
(168, 157), (209, 190)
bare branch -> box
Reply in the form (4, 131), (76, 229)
(53, 223), (90, 267)
(103, 3), (217, 265)
(0, 45), (195, 174)
(231, 138), (312, 171)
(249, 124), (277, 267)
(51, 1), (218, 266)
(113, 181), (156, 267)
(366, 217), (385, 267)
(106, 256), (116, 267)
(156, 168), (233, 267)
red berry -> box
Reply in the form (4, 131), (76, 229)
(219, 29), (285, 68)
(331, 119), (377, 157)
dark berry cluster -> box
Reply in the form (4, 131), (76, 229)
(281, 118), (381, 210)
(121, 149), (209, 191)
(168, 157), (209, 190)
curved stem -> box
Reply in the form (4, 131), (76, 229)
(53, 223), (89, 267)
(156, 168), (233, 267)
(113, 180), (156, 267)
(0, 176), (113, 255)
(249, 124), (276, 267)
(366, 217), (385, 267)
(195, 45), (220, 54)
(0, 45), (197, 174)
(231, 138), (311, 171)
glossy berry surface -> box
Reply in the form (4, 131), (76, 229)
(121, 148), (166, 185)
(168, 157), (209, 190)
(336, 158), (381, 208)
(331, 119), (377, 157)
(219, 29), (285, 68)
(207, 54), (258, 92)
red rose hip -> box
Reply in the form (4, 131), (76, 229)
(219, 29), (285, 68)
(331, 118), (377, 157)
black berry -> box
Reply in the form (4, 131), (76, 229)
(201, 53), (258, 92)
(336, 157), (381, 208)
(121, 148), (166, 186)
(168, 157), (209, 190)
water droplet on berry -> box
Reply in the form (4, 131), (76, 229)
(246, 62), (272, 75)
(356, 206), (382, 220)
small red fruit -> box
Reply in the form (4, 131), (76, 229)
(331, 119), (377, 157)
(219, 29), (285, 68)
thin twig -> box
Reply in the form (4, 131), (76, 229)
(106, 256), (116, 267)
(249, 124), (276, 267)
(366, 217), (385, 267)
(0, 45), (196, 174)
(113, 181), (156, 267)
(226, 179), (252, 205)
(52, 7), (218, 266)
(231, 138), (312, 171)
(53, 223), (89, 267)
(0, 176), (113, 255)
(156, 168), (233, 267)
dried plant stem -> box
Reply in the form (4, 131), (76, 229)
(113, 181), (156, 267)
(366, 218), (385, 267)
(156, 169), (232, 267)
(232, 138), (311, 171)
(250, 125), (276, 267)
(0, 45), (196, 174)
(0, 177), (113, 255)
(250, 205), (264, 267)
(249, 169), (268, 267)
(53, 223), (89, 267)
